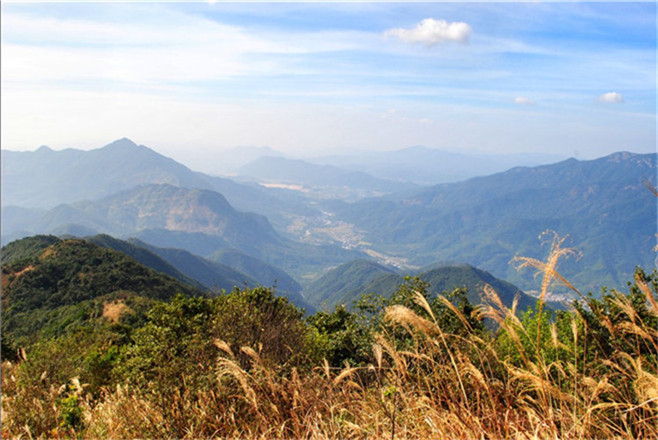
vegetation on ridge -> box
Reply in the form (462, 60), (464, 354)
(2, 231), (657, 439)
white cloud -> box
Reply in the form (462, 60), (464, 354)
(384, 18), (471, 47)
(514, 97), (536, 105)
(598, 92), (624, 103)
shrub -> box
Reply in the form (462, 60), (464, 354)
(213, 286), (311, 371)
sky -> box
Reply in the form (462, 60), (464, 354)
(1, 1), (656, 167)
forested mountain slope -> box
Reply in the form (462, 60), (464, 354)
(304, 259), (536, 311)
(1, 236), (204, 344)
(329, 152), (657, 294)
(304, 259), (399, 308)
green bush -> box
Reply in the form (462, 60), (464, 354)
(307, 304), (373, 367)
(213, 286), (311, 371)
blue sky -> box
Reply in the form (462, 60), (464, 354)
(1, 1), (655, 166)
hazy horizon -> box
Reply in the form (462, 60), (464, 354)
(2, 2), (656, 164)
(3, 135), (650, 178)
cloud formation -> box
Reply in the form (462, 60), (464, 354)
(385, 18), (471, 46)
(2, 10), (362, 86)
(598, 92), (624, 103)
(514, 97), (536, 105)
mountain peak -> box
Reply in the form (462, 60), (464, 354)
(605, 151), (640, 162)
(102, 138), (139, 151)
(35, 145), (54, 153)
(99, 138), (166, 159)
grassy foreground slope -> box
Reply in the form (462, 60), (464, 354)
(2, 231), (657, 439)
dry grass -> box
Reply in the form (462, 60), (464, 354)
(39, 248), (55, 259)
(1, 360), (62, 439)
(81, 293), (656, 438)
(101, 300), (130, 323)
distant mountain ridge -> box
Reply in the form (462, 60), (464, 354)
(237, 156), (418, 199)
(1, 138), (318, 232)
(309, 145), (566, 185)
(184, 145), (287, 174)
(86, 234), (208, 290)
(1, 138), (213, 208)
(208, 248), (303, 296)
(2, 183), (280, 250)
(304, 259), (398, 307)
(130, 240), (311, 309)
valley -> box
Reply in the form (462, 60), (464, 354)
(286, 210), (365, 248)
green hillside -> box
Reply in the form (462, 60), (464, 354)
(130, 240), (256, 291)
(1, 237), (204, 344)
(0, 235), (60, 264)
(304, 259), (399, 308)
(209, 248), (302, 295)
(304, 259), (537, 311)
(85, 234), (205, 289)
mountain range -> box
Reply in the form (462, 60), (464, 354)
(1, 139), (212, 209)
(2, 138), (655, 304)
(308, 146), (566, 185)
(1, 138), (317, 232)
(237, 156), (419, 200)
(327, 152), (656, 294)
